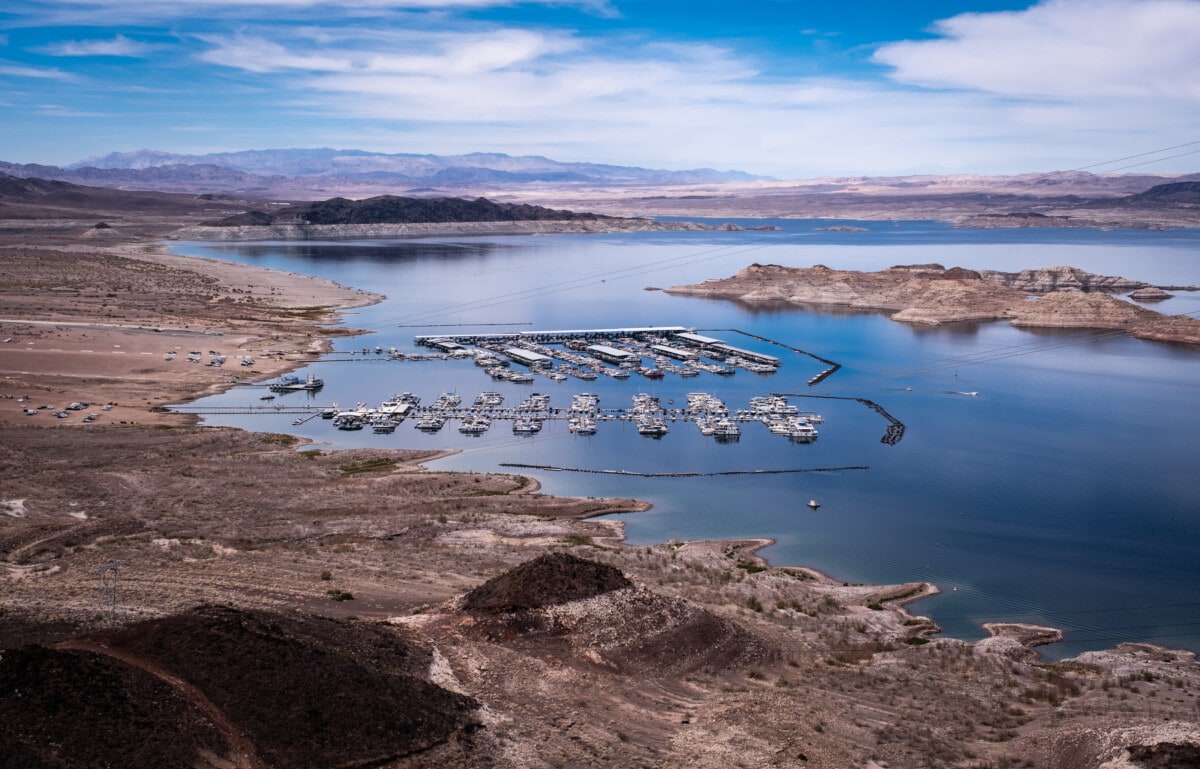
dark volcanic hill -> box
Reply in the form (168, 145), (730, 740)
(1, 606), (481, 769)
(204, 194), (609, 226)
(463, 552), (633, 612)
(1126, 181), (1200, 204)
(0, 172), (255, 221)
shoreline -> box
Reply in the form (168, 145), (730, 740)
(5, 234), (1182, 662)
(172, 217), (770, 242)
(0, 241), (384, 427)
(7, 227), (1200, 766)
(147, 240), (1117, 659)
(151, 240), (974, 644)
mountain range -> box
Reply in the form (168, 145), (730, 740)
(66, 148), (763, 185)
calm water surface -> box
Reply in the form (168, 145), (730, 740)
(174, 220), (1200, 659)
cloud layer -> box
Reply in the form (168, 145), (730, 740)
(4, 0), (1199, 175)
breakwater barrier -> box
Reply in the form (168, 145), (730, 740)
(773, 393), (906, 446)
(499, 463), (869, 478)
(711, 329), (842, 385)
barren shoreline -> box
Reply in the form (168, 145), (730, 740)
(5, 226), (1200, 768)
(174, 217), (770, 242)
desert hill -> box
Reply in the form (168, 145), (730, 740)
(0, 173), (252, 219)
(203, 194), (609, 227)
(667, 263), (1200, 345)
(2, 605), (481, 769)
(4, 151), (1199, 230)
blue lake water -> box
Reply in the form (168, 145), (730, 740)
(173, 219), (1200, 659)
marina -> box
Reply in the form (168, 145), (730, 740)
(175, 389), (826, 443)
(412, 326), (790, 382)
(181, 326), (850, 443)
(173, 222), (1200, 658)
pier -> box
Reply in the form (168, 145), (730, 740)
(170, 391), (828, 444)
(722, 328), (843, 384)
(499, 463), (869, 477)
(774, 393), (906, 445)
(414, 326), (689, 347)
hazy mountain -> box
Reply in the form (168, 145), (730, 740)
(68, 148), (765, 185)
(0, 160), (281, 192)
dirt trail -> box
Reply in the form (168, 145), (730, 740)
(55, 640), (268, 769)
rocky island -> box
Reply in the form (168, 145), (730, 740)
(667, 263), (1200, 346)
(177, 193), (755, 241)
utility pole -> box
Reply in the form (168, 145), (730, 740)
(96, 562), (128, 624)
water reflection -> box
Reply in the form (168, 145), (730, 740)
(173, 223), (1200, 659)
(199, 240), (512, 264)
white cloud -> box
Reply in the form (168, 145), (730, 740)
(873, 0), (1200, 102)
(37, 104), (109, 117)
(185, 8), (1200, 177)
(7, 0), (1197, 176)
(7, 0), (615, 26)
(198, 28), (576, 75)
(41, 35), (154, 58)
(0, 61), (75, 80)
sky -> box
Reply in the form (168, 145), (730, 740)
(2, 0), (1199, 178)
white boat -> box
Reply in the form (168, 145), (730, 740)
(788, 420), (819, 442)
(712, 418), (741, 440)
(569, 416), (598, 435)
(474, 392), (504, 407)
(379, 393), (417, 416)
(270, 374), (324, 392)
(332, 403), (370, 428)
(636, 416), (669, 437)
(512, 419), (543, 435)
(371, 417), (397, 433)
(458, 416), (491, 435)
(415, 415), (445, 431)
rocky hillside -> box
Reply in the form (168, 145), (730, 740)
(1125, 181), (1200, 205)
(0, 173), (251, 220)
(3, 606), (481, 769)
(667, 262), (1200, 344)
(202, 194), (608, 226)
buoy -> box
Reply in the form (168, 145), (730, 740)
(807, 499), (820, 509)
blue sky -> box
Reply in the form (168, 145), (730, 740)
(2, 0), (1199, 177)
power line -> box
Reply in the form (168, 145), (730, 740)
(350, 138), (1200, 331)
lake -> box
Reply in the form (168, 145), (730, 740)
(173, 219), (1200, 659)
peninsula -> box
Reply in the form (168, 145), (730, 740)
(667, 263), (1200, 346)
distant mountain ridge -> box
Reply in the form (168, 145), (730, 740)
(67, 148), (764, 185)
